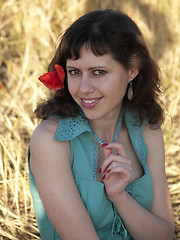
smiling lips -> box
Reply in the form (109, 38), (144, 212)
(81, 97), (102, 108)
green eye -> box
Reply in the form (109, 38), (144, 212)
(68, 69), (81, 75)
(94, 70), (106, 75)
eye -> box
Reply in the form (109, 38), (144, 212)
(68, 69), (81, 75)
(93, 70), (107, 76)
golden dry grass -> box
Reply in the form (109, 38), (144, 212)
(0, 0), (179, 239)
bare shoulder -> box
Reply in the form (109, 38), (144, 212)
(30, 117), (59, 142)
(30, 117), (66, 150)
(143, 124), (165, 164)
(30, 117), (71, 174)
(143, 123), (164, 143)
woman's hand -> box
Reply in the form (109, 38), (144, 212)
(100, 142), (133, 203)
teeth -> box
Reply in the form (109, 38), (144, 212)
(83, 99), (97, 104)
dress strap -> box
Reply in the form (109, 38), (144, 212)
(124, 109), (149, 166)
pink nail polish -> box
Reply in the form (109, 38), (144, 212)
(107, 169), (111, 173)
(102, 174), (106, 180)
(99, 168), (102, 173)
(102, 143), (108, 147)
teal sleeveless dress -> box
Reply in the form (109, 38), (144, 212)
(28, 110), (153, 240)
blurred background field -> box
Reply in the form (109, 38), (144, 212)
(0, 0), (179, 239)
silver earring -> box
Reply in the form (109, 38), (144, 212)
(127, 82), (133, 100)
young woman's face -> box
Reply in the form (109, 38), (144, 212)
(66, 45), (137, 121)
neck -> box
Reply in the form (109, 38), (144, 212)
(89, 108), (123, 143)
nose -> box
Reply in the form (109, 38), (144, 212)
(80, 74), (94, 93)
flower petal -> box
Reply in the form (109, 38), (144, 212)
(38, 65), (65, 90)
(55, 64), (65, 81)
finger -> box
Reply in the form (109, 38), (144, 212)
(103, 146), (112, 158)
(103, 164), (133, 182)
(103, 142), (127, 158)
(100, 153), (131, 174)
(98, 144), (111, 174)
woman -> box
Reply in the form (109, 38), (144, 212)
(28, 9), (174, 240)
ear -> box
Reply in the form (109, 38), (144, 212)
(128, 68), (139, 83)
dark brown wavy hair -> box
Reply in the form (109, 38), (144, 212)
(35, 9), (164, 126)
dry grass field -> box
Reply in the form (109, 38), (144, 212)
(0, 0), (179, 239)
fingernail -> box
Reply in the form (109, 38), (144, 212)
(106, 169), (111, 173)
(102, 143), (108, 147)
(98, 168), (102, 173)
(102, 174), (106, 180)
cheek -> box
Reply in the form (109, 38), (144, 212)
(67, 78), (73, 92)
(67, 79), (78, 97)
(118, 77), (129, 91)
(108, 79), (128, 96)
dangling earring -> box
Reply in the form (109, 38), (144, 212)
(127, 81), (133, 100)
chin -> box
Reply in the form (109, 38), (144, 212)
(82, 111), (104, 121)
(80, 108), (95, 117)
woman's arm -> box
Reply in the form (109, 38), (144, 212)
(30, 119), (99, 240)
(101, 126), (174, 240)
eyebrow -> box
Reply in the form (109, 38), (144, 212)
(66, 66), (107, 70)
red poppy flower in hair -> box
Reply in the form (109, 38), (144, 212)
(38, 64), (65, 90)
